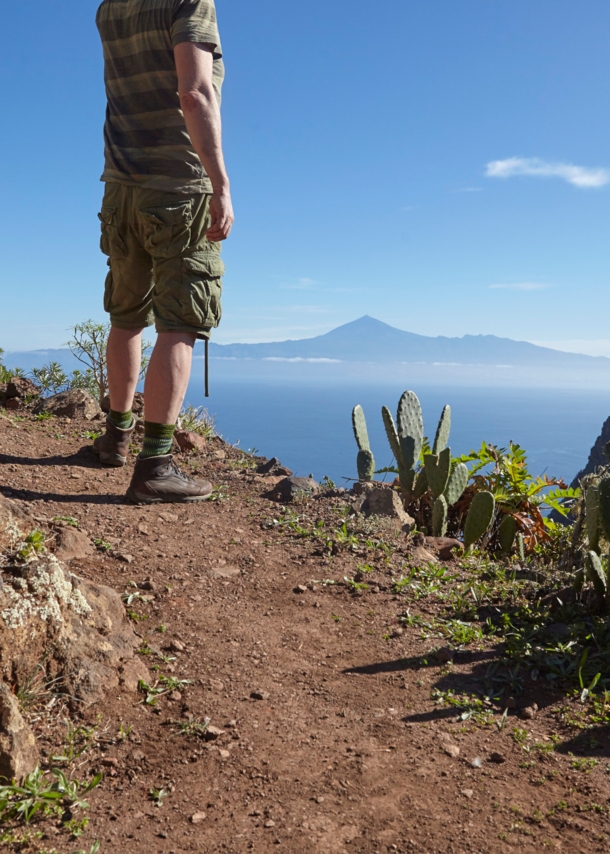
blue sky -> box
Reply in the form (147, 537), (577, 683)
(1, 0), (609, 352)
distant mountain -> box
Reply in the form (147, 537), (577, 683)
(5, 316), (610, 373)
(200, 316), (610, 369)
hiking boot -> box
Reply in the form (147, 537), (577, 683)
(126, 454), (213, 505)
(93, 419), (135, 466)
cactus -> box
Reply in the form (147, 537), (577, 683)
(598, 476), (610, 540)
(357, 449), (375, 482)
(516, 532), (525, 561)
(585, 550), (607, 600)
(445, 463), (468, 506)
(464, 491), (495, 552)
(352, 405), (370, 451)
(498, 514), (517, 553)
(585, 485), (601, 554)
(382, 406), (402, 464)
(413, 468), (428, 499)
(432, 405), (451, 455)
(424, 448), (451, 498)
(396, 391), (423, 470)
(432, 495), (448, 537)
(352, 405), (375, 481)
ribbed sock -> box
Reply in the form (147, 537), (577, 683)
(108, 409), (133, 430)
(139, 422), (175, 459)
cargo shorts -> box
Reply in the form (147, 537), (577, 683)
(98, 182), (224, 339)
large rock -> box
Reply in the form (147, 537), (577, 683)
(0, 683), (38, 781)
(175, 429), (207, 453)
(33, 389), (101, 420)
(570, 415), (610, 487)
(266, 476), (320, 503)
(101, 391), (144, 417)
(361, 487), (415, 532)
(0, 498), (149, 708)
(53, 526), (96, 562)
(6, 377), (40, 400)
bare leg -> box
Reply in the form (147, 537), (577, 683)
(107, 327), (143, 412)
(144, 332), (196, 424)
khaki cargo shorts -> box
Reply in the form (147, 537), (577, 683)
(98, 182), (224, 339)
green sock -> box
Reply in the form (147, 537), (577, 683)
(109, 409), (133, 430)
(140, 422), (176, 459)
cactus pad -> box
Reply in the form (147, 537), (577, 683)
(432, 495), (448, 537)
(498, 514), (517, 553)
(585, 550), (607, 600)
(432, 405), (451, 456)
(352, 405), (370, 452)
(413, 468), (429, 500)
(396, 391), (423, 468)
(586, 485), (601, 554)
(357, 449), (375, 482)
(445, 463), (468, 506)
(382, 406), (402, 465)
(463, 491), (495, 552)
(424, 448), (451, 498)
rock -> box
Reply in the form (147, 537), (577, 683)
(54, 527), (96, 562)
(175, 430), (207, 453)
(116, 553), (134, 564)
(191, 812), (207, 824)
(264, 820), (276, 828)
(361, 488), (415, 532)
(139, 579), (156, 592)
(441, 742), (460, 759)
(168, 691), (182, 702)
(251, 690), (270, 701)
(489, 752), (506, 764)
(204, 726), (225, 741)
(212, 450), (226, 460)
(6, 377), (40, 400)
(390, 627), (404, 639)
(218, 749), (230, 759)
(435, 647), (454, 663)
(520, 704), (538, 720)
(101, 392), (144, 416)
(119, 658), (151, 693)
(266, 476), (320, 503)
(33, 389), (101, 420)
(209, 679), (225, 692)
(505, 696), (517, 709)
(425, 536), (463, 560)
(5, 398), (22, 411)
(0, 683), (39, 781)
(101, 757), (119, 768)
(411, 546), (438, 565)
(461, 789), (474, 799)
(211, 565), (241, 579)
(169, 639), (185, 653)
(293, 585), (308, 594)
(256, 458), (294, 477)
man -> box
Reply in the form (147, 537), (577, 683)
(93, 0), (233, 504)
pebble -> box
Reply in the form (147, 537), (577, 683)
(169, 639), (186, 653)
(521, 703), (538, 720)
(209, 679), (225, 692)
(461, 789), (474, 799)
(490, 752), (506, 764)
(168, 691), (182, 702)
(294, 585), (308, 594)
(190, 812), (207, 824)
(435, 647), (454, 663)
(225, 719), (238, 728)
(505, 696), (518, 709)
(251, 690), (270, 701)
(131, 749), (145, 762)
(101, 757), (119, 768)
(264, 820), (276, 828)
(218, 749), (230, 759)
(441, 743), (460, 759)
(204, 726), (225, 741)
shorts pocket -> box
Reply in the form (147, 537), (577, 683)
(181, 253), (224, 329)
(139, 201), (193, 259)
(98, 204), (126, 258)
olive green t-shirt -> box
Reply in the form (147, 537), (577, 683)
(96, 0), (224, 194)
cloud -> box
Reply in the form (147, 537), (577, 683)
(489, 282), (551, 291)
(485, 157), (610, 188)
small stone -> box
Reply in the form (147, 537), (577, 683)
(131, 749), (145, 762)
(251, 690), (270, 701)
(435, 647), (454, 663)
(490, 752), (506, 764)
(168, 691), (182, 702)
(191, 812), (207, 824)
(218, 749), (230, 759)
(505, 696), (518, 709)
(521, 703), (538, 720)
(212, 450), (226, 460)
(140, 579), (156, 592)
(314, 796), (325, 804)
(204, 726), (225, 741)
(175, 430), (207, 453)
(101, 757), (119, 768)
(461, 789), (474, 799)
(70, 471), (82, 480)
(442, 743), (460, 759)
(264, 820), (276, 828)
(209, 679), (225, 692)
(390, 627), (404, 638)
(117, 553), (134, 564)
(158, 831), (168, 839)
(294, 585), (308, 594)
(169, 639), (185, 653)
(225, 719), (237, 728)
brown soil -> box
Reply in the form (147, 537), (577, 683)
(1, 411), (610, 854)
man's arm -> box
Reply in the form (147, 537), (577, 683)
(174, 41), (234, 241)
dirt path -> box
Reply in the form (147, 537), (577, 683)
(1, 411), (609, 854)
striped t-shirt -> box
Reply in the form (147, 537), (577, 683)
(96, 0), (224, 194)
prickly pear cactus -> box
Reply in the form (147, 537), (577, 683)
(498, 514), (517, 553)
(516, 532), (525, 561)
(585, 550), (607, 600)
(463, 491), (495, 552)
(424, 448), (451, 498)
(432, 495), (448, 537)
(382, 406), (402, 465)
(396, 391), (423, 469)
(432, 405), (451, 456)
(598, 477), (610, 541)
(357, 449), (375, 482)
(586, 485), (601, 554)
(445, 463), (468, 506)
(352, 405), (370, 452)
(413, 468), (429, 500)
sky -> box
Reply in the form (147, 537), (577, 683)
(1, 0), (609, 353)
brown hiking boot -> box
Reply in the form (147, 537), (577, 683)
(126, 454), (213, 505)
(93, 419), (135, 466)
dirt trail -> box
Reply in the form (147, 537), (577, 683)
(1, 412), (609, 854)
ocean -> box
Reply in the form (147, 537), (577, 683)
(183, 376), (610, 487)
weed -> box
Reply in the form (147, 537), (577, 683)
(156, 624), (167, 633)
(178, 405), (216, 438)
(64, 816), (89, 837)
(81, 430), (101, 440)
(570, 757), (599, 772)
(34, 412), (54, 422)
(0, 767), (102, 825)
(321, 476), (336, 489)
(172, 716), (211, 739)
(53, 516), (79, 528)
(51, 720), (99, 765)
(93, 539), (112, 552)
(18, 530), (46, 562)
(138, 675), (192, 706)
(512, 727), (529, 746)
(149, 787), (167, 807)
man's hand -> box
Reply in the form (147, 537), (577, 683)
(207, 189), (234, 241)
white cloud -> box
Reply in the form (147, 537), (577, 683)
(489, 282), (551, 291)
(485, 157), (610, 188)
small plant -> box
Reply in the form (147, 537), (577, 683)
(93, 539), (112, 552)
(18, 530), (46, 562)
(321, 475), (336, 489)
(148, 787), (167, 807)
(51, 720), (99, 765)
(0, 767), (102, 825)
(138, 675), (192, 706)
(173, 716), (211, 739)
(30, 362), (69, 397)
(178, 405), (216, 438)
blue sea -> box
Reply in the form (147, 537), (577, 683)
(184, 375), (610, 487)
